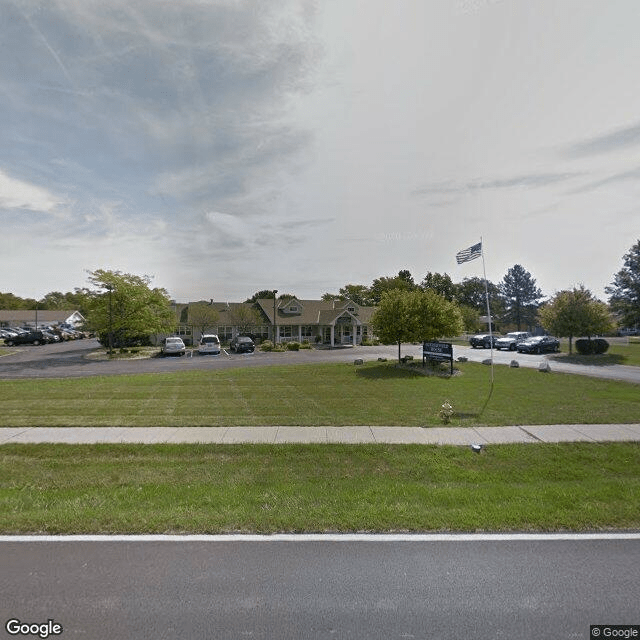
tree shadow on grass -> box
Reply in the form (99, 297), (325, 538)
(548, 353), (626, 367)
(355, 363), (456, 379)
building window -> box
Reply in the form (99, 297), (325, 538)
(176, 325), (192, 337)
(301, 326), (313, 338)
(252, 326), (269, 339)
(279, 326), (293, 340)
(217, 326), (233, 341)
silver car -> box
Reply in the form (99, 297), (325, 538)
(161, 336), (186, 356)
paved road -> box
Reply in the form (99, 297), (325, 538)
(2, 535), (638, 640)
(1, 339), (639, 383)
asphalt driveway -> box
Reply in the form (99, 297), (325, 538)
(0, 338), (639, 383)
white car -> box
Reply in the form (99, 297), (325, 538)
(161, 336), (186, 356)
(494, 332), (530, 351)
(198, 334), (221, 355)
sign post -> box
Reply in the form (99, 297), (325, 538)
(422, 341), (454, 375)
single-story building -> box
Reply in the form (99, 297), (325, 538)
(173, 298), (376, 347)
(0, 310), (85, 329)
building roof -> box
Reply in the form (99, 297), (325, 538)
(0, 310), (85, 326)
(254, 298), (375, 326)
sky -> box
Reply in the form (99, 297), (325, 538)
(1, 0), (639, 303)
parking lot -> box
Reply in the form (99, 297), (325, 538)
(1, 337), (639, 383)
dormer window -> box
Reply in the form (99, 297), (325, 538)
(347, 306), (355, 313)
(289, 306), (298, 312)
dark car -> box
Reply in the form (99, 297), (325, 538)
(3, 330), (48, 346)
(516, 335), (560, 354)
(229, 336), (255, 353)
(469, 333), (496, 348)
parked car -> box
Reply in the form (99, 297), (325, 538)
(41, 330), (60, 343)
(161, 336), (186, 356)
(495, 331), (530, 351)
(3, 330), (48, 346)
(198, 334), (221, 355)
(229, 336), (255, 353)
(469, 333), (496, 348)
(516, 335), (560, 354)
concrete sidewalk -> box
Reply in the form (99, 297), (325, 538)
(1, 424), (639, 445)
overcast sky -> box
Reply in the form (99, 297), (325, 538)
(2, 0), (639, 303)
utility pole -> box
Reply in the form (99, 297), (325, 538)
(273, 290), (278, 344)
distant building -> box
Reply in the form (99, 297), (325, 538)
(0, 310), (85, 329)
(173, 298), (375, 347)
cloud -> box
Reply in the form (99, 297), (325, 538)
(565, 121), (640, 158)
(412, 172), (581, 197)
(0, 0), (320, 214)
(0, 169), (67, 212)
(566, 166), (640, 195)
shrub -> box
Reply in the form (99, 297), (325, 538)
(575, 338), (610, 355)
(259, 340), (274, 352)
(287, 341), (301, 351)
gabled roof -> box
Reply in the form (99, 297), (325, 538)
(254, 299), (374, 326)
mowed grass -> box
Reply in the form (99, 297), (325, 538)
(1, 442), (638, 533)
(1, 361), (639, 427)
(551, 340), (640, 367)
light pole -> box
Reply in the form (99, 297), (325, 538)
(273, 290), (278, 344)
(105, 284), (113, 356)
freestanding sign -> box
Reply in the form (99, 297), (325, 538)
(422, 341), (454, 374)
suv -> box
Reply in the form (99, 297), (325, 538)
(229, 336), (255, 353)
(4, 330), (48, 346)
(161, 336), (186, 356)
(495, 332), (530, 351)
(198, 334), (221, 355)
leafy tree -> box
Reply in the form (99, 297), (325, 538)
(371, 289), (463, 362)
(226, 304), (261, 335)
(370, 271), (417, 305)
(458, 304), (482, 333)
(538, 286), (613, 354)
(499, 265), (544, 330)
(321, 292), (343, 301)
(84, 270), (175, 352)
(40, 291), (71, 309)
(605, 239), (640, 330)
(188, 303), (219, 337)
(245, 290), (277, 303)
(420, 272), (456, 300)
(453, 277), (501, 313)
(339, 284), (374, 306)
(0, 292), (32, 309)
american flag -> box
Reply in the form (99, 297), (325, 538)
(456, 242), (482, 264)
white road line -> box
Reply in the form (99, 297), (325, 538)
(1, 533), (639, 542)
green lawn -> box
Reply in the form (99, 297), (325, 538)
(551, 340), (640, 367)
(1, 442), (638, 533)
(1, 361), (639, 427)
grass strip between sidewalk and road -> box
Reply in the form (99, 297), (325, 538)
(1, 361), (639, 427)
(1, 442), (639, 534)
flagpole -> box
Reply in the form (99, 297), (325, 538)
(480, 236), (494, 385)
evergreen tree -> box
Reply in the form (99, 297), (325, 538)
(605, 239), (640, 330)
(499, 265), (544, 330)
